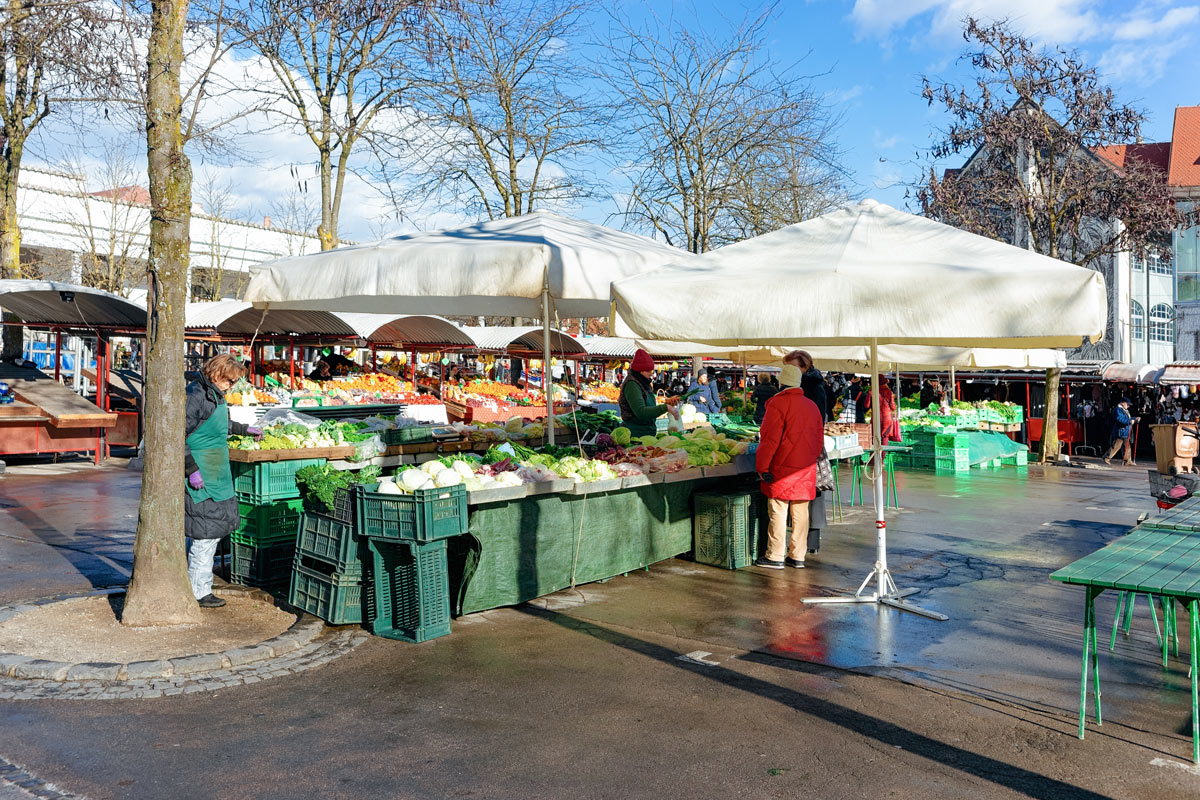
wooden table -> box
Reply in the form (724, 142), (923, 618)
(1051, 526), (1200, 763)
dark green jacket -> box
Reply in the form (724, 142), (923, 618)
(619, 377), (667, 437)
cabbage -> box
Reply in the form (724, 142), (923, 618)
(434, 470), (463, 488)
(375, 479), (405, 495)
(420, 460), (446, 476)
(611, 427), (631, 447)
(452, 460), (475, 477)
(505, 416), (525, 433)
(401, 469), (431, 492)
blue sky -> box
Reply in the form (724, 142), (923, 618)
(28, 0), (1200, 242)
(683, 0), (1200, 209)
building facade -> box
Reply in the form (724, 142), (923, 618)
(11, 166), (332, 301)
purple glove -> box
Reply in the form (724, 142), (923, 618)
(188, 471), (205, 490)
(247, 426), (264, 440)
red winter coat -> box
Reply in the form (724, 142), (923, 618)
(755, 387), (825, 501)
(863, 385), (901, 443)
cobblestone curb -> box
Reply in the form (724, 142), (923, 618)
(0, 756), (79, 799)
(0, 588), (367, 700)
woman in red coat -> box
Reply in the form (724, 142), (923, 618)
(754, 364), (826, 569)
(863, 382), (901, 444)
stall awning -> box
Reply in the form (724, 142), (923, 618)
(338, 313), (475, 347)
(467, 326), (586, 357)
(1161, 362), (1200, 385)
(0, 279), (145, 328)
(1100, 362), (1164, 384)
(186, 301), (357, 337)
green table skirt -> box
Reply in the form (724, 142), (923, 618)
(454, 478), (748, 614)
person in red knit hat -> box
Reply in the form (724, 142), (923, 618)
(618, 348), (679, 437)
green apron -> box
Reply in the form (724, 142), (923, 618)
(186, 402), (235, 504)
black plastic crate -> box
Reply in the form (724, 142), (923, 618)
(230, 540), (295, 590)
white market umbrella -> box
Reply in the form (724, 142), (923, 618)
(244, 211), (693, 441)
(612, 200), (1107, 620)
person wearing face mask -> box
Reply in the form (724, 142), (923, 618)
(619, 349), (679, 437)
(184, 354), (262, 608)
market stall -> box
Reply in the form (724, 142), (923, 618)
(0, 280), (145, 463)
(611, 199), (1107, 621)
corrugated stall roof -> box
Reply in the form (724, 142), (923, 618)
(0, 279), (145, 327)
(186, 301), (357, 337)
(467, 326), (586, 356)
(338, 313), (474, 346)
(1160, 362), (1200, 385)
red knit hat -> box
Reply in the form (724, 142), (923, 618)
(631, 349), (654, 372)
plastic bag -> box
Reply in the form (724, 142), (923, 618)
(259, 408), (322, 429)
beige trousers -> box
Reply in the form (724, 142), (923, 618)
(1105, 437), (1132, 463)
(765, 497), (811, 561)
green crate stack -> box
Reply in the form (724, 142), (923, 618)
(1000, 450), (1029, 466)
(934, 432), (969, 449)
(357, 483), (468, 543)
(935, 452), (970, 473)
(230, 540), (296, 591)
(909, 454), (937, 470)
(382, 425), (436, 446)
(296, 510), (364, 573)
(693, 491), (759, 570)
(231, 458), (325, 504)
(231, 499), (305, 547)
(289, 555), (363, 625)
(363, 538), (451, 643)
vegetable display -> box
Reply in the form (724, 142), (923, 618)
(228, 419), (376, 451)
(295, 464), (382, 511)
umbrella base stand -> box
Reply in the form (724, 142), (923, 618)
(802, 562), (949, 621)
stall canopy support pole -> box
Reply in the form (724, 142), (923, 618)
(803, 337), (947, 621)
(53, 328), (62, 382)
(543, 284), (555, 445)
(289, 337), (296, 390)
(949, 366), (955, 403)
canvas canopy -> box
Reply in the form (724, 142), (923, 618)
(612, 199), (1106, 348)
(0, 279), (145, 328)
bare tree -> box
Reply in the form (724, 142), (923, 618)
(192, 173), (251, 300)
(916, 18), (1190, 462)
(396, 0), (603, 220)
(604, 7), (846, 253)
(268, 179), (321, 256)
(122, 0), (202, 627)
(57, 142), (149, 296)
(232, 0), (449, 250)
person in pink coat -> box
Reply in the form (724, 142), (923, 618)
(863, 382), (902, 444)
(754, 364), (826, 569)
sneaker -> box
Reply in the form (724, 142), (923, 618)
(754, 557), (785, 570)
(785, 558), (806, 568)
(197, 594), (226, 608)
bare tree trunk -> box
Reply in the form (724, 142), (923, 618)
(1, 153), (25, 360)
(122, 0), (201, 627)
(1039, 367), (1061, 464)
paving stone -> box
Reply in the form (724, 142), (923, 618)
(11, 661), (71, 681)
(163, 687), (184, 696)
(0, 655), (35, 678)
(224, 645), (274, 667)
(120, 660), (172, 680)
(65, 663), (123, 681)
(269, 639), (300, 656)
(182, 684), (207, 694)
(169, 653), (225, 675)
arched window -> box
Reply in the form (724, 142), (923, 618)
(1150, 303), (1174, 343)
(1131, 301), (1144, 340)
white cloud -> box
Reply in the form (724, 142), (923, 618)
(1112, 5), (1200, 39)
(873, 129), (901, 149)
(1097, 38), (1189, 85)
(850, 0), (1102, 43)
(830, 85), (865, 104)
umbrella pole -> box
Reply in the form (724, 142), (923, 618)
(803, 338), (947, 621)
(543, 286), (555, 445)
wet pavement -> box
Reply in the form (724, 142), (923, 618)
(1, 457), (1198, 798)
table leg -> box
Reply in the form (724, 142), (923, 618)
(1091, 589), (1102, 725)
(1191, 599), (1198, 764)
(1161, 596), (1171, 670)
(1123, 592), (1136, 636)
(1080, 587), (1100, 738)
(1110, 591), (1127, 650)
(831, 461), (843, 523)
(1149, 594), (1163, 650)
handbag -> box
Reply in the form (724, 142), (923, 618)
(815, 448), (835, 492)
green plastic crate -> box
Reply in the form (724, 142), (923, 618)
(935, 453), (970, 472)
(906, 454), (937, 471)
(230, 540), (295, 590)
(231, 458), (325, 504)
(934, 433), (968, 449)
(357, 483), (468, 543)
(693, 491), (759, 570)
(382, 425), (435, 446)
(289, 556), (362, 625)
(1001, 450), (1029, 466)
(364, 538), (451, 643)
(296, 511), (364, 572)
(934, 445), (969, 460)
(232, 499), (304, 547)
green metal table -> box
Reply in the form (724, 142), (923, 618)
(1051, 526), (1200, 763)
(1139, 495), (1200, 532)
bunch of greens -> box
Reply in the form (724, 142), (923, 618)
(295, 464), (382, 512)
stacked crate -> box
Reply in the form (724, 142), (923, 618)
(693, 491), (760, 569)
(228, 459), (324, 592)
(934, 432), (971, 474)
(290, 491), (365, 625)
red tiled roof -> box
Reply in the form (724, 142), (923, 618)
(1093, 141), (1171, 173)
(89, 185), (151, 205)
(1168, 106), (1200, 188)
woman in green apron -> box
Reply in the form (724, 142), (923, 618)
(186, 354), (261, 608)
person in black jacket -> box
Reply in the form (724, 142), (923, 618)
(752, 372), (779, 425)
(783, 350), (828, 422)
(185, 354), (261, 608)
